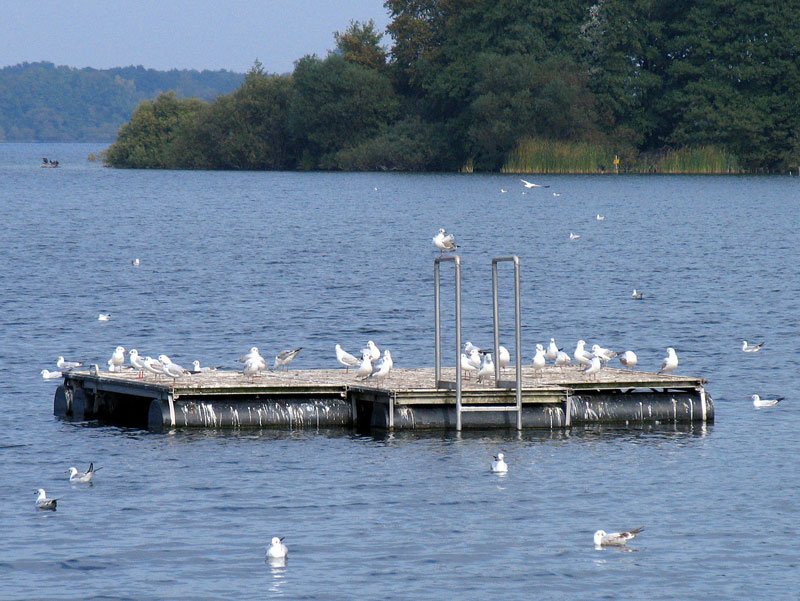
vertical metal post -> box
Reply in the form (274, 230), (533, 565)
(491, 256), (523, 430)
(434, 255), (462, 430)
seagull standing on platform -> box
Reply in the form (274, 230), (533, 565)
(752, 394), (784, 408)
(335, 344), (360, 371)
(583, 356), (602, 379)
(433, 228), (458, 253)
(67, 462), (100, 483)
(574, 340), (592, 368)
(658, 347), (678, 374)
(532, 344), (547, 376)
(619, 350), (638, 370)
(243, 356), (266, 379)
(464, 341), (482, 355)
(742, 340), (764, 353)
(491, 453), (508, 473)
(477, 353), (494, 383)
(467, 348), (482, 371)
(109, 346), (125, 372)
(160, 355), (189, 380)
(545, 338), (559, 362)
(142, 356), (165, 379)
(555, 350), (571, 369)
(129, 349), (147, 378)
(362, 340), (380, 363)
(461, 353), (479, 379)
(368, 350), (393, 385)
(498, 345), (510, 371)
(274, 348), (302, 370)
(591, 344), (618, 363)
(35, 488), (57, 510)
(594, 527), (643, 547)
(239, 347), (262, 364)
(354, 353), (374, 380)
(191, 360), (217, 374)
(56, 356), (82, 370)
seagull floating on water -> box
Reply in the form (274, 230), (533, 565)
(619, 350), (638, 370)
(433, 228), (458, 253)
(569, 232), (581, 241)
(98, 313), (111, 321)
(752, 394), (784, 408)
(35, 488), (58, 510)
(335, 344), (360, 372)
(742, 340), (764, 353)
(56, 356), (82, 370)
(491, 453), (508, 473)
(41, 369), (62, 380)
(658, 347), (678, 374)
(520, 179), (550, 188)
(266, 537), (288, 559)
(631, 289), (643, 300)
(596, 214), (605, 221)
(67, 462), (100, 483)
(594, 527), (643, 547)
(131, 258), (140, 267)
(274, 348), (302, 370)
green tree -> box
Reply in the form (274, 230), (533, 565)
(334, 20), (388, 70)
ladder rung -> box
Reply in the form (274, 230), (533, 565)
(460, 405), (520, 412)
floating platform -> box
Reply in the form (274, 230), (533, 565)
(54, 365), (712, 431)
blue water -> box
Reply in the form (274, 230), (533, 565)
(1, 143), (798, 600)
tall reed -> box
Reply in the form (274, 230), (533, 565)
(502, 138), (617, 173)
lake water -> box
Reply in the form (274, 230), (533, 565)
(1, 143), (798, 600)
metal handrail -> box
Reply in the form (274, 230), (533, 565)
(491, 256), (522, 430)
(434, 255), (462, 429)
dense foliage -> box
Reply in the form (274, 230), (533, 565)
(0, 62), (243, 141)
(105, 1), (800, 173)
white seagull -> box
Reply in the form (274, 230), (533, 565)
(751, 394), (784, 408)
(142, 356), (165, 379)
(432, 228), (458, 253)
(591, 344), (618, 363)
(619, 350), (638, 370)
(632, 289), (643, 300)
(35, 488), (58, 510)
(520, 179), (550, 188)
(238, 347), (262, 363)
(498, 345), (510, 371)
(574, 340), (593, 368)
(477, 353), (494, 383)
(243, 356), (266, 379)
(368, 350), (393, 385)
(190, 360), (217, 374)
(335, 344), (361, 371)
(583, 356), (602, 378)
(742, 340), (764, 353)
(56, 356), (82, 370)
(67, 462), (100, 483)
(354, 353), (374, 380)
(596, 214), (605, 221)
(109, 346), (126, 372)
(491, 453), (508, 473)
(545, 338), (559, 362)
(98, 313), (111, 321)
(160, 355), (189, 380)
(41, 369), (63, 380)
(362, 340), (380, 363)
(131, 258), (140, 267)
(569, 232), (581, 241)
(467, 348), (482, 370)
(594, 527), (644, 547)
(461, 353), (479, 379)
(266, 537), (288, 560)
(464, 341), (482, 355)
(658, 347), (678, 374)
(274, 348), (302, 370)
(129, 349), (147, 378)
(554, 350), (571, 368)
(532, 344), (547, 375)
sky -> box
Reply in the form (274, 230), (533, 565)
(1, 0), (391, 74)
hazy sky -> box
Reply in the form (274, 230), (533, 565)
(1, 0), (391, 73)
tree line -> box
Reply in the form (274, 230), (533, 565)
(0, 62), (243, 142)
(105, 0), (800, 173)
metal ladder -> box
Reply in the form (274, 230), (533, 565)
(433, 255), (523, 431)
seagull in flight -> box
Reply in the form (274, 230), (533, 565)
(594, 527), (643, 547)
(741, 340), (764, 353)
(752, 394), (784, 408)
(520, 179), (550, 188)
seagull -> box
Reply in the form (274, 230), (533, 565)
(658, 347), (678, 374)
(129, 349), (147, 378)
(545, 338), (559, 362)
(160, 355), (189, 380)
(500, 188), (507, 193)
(498, 345), (510, 371)
(594, 527), (644, 547)
(190, 360), (217, 374)
(142, 356), (165, 379)
(619, 350), (638, 370)
(532, 344), (547, 375)
(461, 353), (479, 379)
(354, 353), (374, 380)
(491, 453), (508, 473)
(554, 350), (571, 368)
(362, 340), (380, 363)
(274, 348), (302, 370)
(574, 340), (592, 368)
(433, 228), (458, 253)
(238, 347), (262, 363)
(266, 537), (288, 560)
(98, 313), (111, 321)
(464, 341), (482, 355)
(477, 353), (494, 383)
(632, 289), (643, 300)
(67, 462), (100, 483)
(742, 340), (764, 353)
(569, 232), (581, 240)
(591, 344), (618, 363)
(335, 344), (360, 371)
(583, 356), (602, 378)
(467, 348), (482, 370)
(41, 369), (62, 380)
(109, 346), (125, 372)
(131, 258), (140, 267)
(552, 192), (561, 197)
(596, 214), (605, 221)
(368, 350), (393, 385)
(35, 488), (58, 510)
(56, 356), (82, 370)
(520, 179), (550, 188)
(752, 394), (784, 408)
(243, 356), (266, 379)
